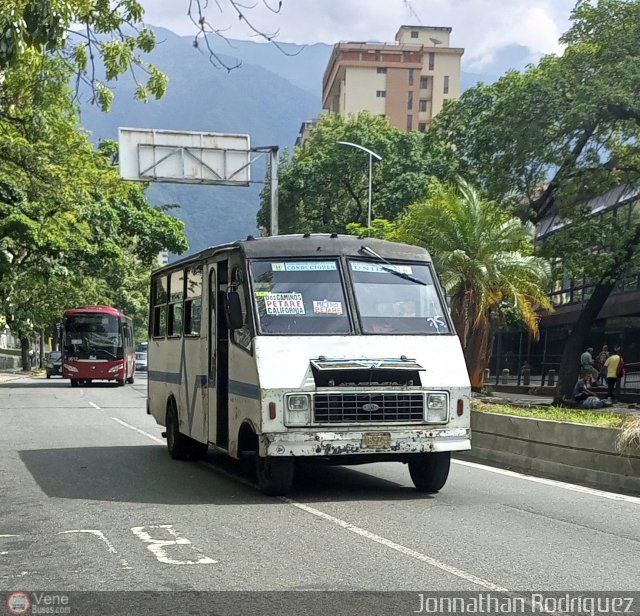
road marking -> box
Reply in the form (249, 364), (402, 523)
(130, 525), (217, 565)
(280, 497), (509, 591)
(197, 460), (507, 591)
(111, 417), (164, 444)
(88, 402), (102, 410)
(0, 535), (18, 538)
(60, 530), (133, 570)
(453, 459), (640, 505)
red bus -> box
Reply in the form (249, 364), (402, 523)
(62, 306), (136, 387)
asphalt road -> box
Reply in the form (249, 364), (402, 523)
(1, 373), (639, 602)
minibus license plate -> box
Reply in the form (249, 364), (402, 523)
(362, 432), (391, 448)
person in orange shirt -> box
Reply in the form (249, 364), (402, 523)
(604, 347), (624, 402)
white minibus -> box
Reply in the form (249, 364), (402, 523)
(147, 234), (471, 495)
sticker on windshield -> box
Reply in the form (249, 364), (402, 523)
(351, 262), (413, 274)
(71, 339), (83, 345)
(271, 262), (337, 272)
(264, 292), (305, 315)
(312, 300), (343, 315)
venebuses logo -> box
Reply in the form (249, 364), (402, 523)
(7, 592), (31, 615)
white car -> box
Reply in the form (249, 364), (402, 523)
(135, 351), (148, 372)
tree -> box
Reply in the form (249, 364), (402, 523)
(395, 179), (552, 389)
(258, 112), (453, 234)
(425, 0), (640, 402)
(0, 54), (188, 365)
(1, 0), (289, 109)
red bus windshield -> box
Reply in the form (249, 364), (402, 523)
(63, 313), (124, 360)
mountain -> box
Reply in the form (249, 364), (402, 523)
(78, 28), (538, 257)
(80, 27), (321, 255)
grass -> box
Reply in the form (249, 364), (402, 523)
(617, 414), (640, 454)
(472, 400), (627, 428)
(0, 348), (22, 357)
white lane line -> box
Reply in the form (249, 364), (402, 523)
(60, 530), (133, 570)
(281, 497), (508, 592)
(88, 402), (102, 410)
(0, 535), (18, 538)
(111, 417), (164, 444)
(453, 459), (640, 505)
(195, 460), (508, 591)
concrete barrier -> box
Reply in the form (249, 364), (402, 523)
(456, 411), (640, 495)
(0, 354), (21, 369)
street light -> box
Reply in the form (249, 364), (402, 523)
(337, 141), (382, 228)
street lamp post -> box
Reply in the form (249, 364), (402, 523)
(337, 141), (382, 228)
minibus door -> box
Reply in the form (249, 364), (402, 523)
(208, 260), (229, 449)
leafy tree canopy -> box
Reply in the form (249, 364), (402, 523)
(258, 112), (455, 234)
(0, 54), (188, 343)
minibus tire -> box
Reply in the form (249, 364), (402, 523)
(116, 378), (125, 387)
(408, 452), (451, 493)
(70, 379), (79, 388)
(166, 404), (190, 460)
(255, 456), (294, 496)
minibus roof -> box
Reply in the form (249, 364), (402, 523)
(154, 234), (431, 275)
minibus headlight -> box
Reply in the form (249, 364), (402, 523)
(285, 394), (311, 426)
(426, 394), (448, 422)
(287, 395), (310, 412)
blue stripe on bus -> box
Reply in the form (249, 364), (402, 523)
(229, 380), (261, 400)
(148, 370), (182, 384)
(148, 371), (260, 400)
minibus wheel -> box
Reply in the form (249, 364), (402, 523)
(166, 402), (191, 460)
(408, 452), (451, 493)
(70, 379), (78, 388)
(255, 456), (294, 496)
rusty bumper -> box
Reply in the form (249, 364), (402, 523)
(260, 428), (471, 457)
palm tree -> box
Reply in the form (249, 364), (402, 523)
(397, 178), (552, 388)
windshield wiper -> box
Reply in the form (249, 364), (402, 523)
(359, 246), (427, 285)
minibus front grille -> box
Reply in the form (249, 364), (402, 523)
(313, 392), (424, 423)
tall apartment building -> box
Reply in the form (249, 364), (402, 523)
(322, 26), (464, 132)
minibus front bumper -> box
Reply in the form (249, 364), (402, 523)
(259, 427), (471, 457)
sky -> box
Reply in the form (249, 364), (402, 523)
(139, 0), (577, 70)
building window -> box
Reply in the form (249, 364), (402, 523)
(419, 99), (428, 112)
(444, 75), (450, 94)
(428, 52), (435, 70)
(376, 90), (386, 98)
(377, 67), (387, 74)
(411, 31), (419, 38)
(406, 115), (413, 131)
(420, 76), (429, 89)
(418, 122), (427, 132)
(407, 91), (413, 110)
(375, 50), (381, 61)
(408, 69), (414, 86)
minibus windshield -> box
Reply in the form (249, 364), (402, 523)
(349, 261), (452, 335)
(250, 260), (351, 334)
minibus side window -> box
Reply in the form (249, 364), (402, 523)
(152, 276), (168, 338)
(231, 267), (252, 351)
(184, 265), (203, 337)
(167, 270), (184, 337)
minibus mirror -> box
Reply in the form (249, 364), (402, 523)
(225, 291), (244, 330)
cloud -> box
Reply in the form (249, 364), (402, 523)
(139, 0), (575, 70)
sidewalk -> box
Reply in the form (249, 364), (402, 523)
(0, 368), (41, 384)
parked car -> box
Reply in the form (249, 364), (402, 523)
(135, 351), (148, 372)
(46, 351), (63, 378)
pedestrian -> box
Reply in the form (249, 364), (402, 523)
(28, 349), (35, 370)
(580, 347), (598, 380)
(604, 347), (624, 402)
(595, 345), (609, 386)
(572, 374), (604, 409)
